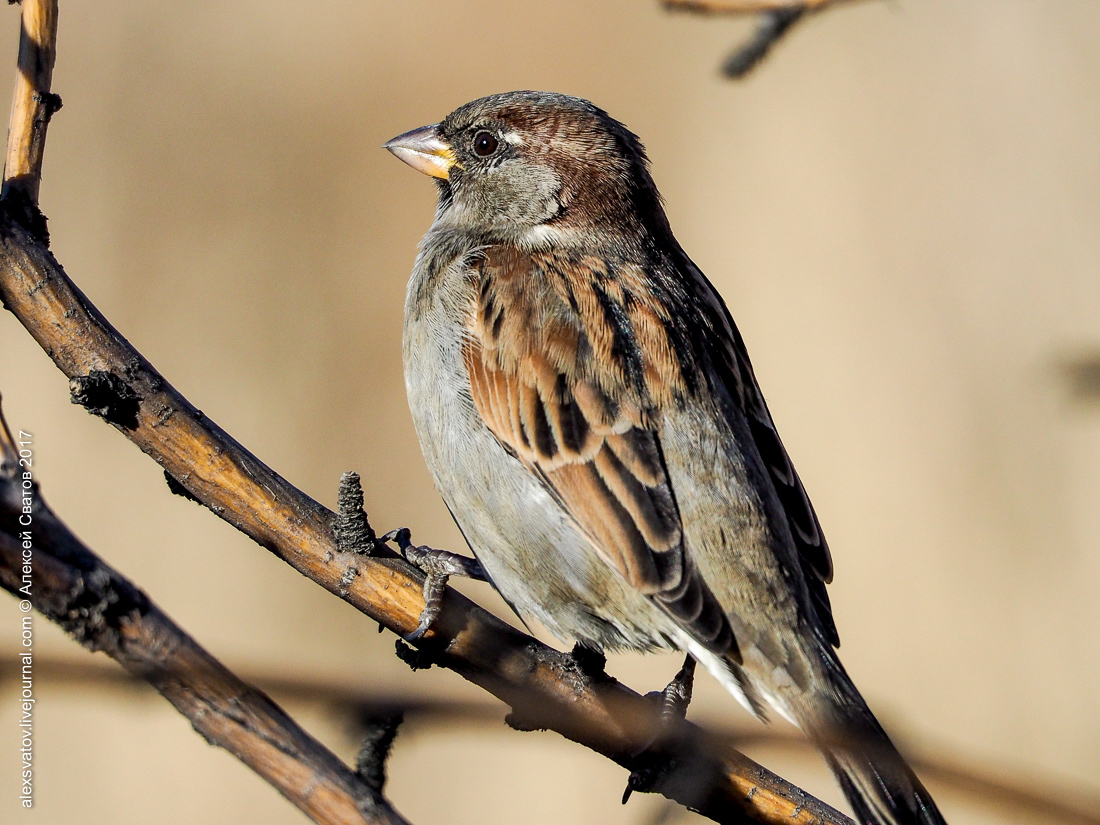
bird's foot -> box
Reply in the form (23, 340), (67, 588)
(381, 528), (487, 641)
(622, 655), (696, 803)
(651, 654), (696, 725)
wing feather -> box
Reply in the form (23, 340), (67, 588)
(464, 246), (738, 658)
(705, 275), (840, 647)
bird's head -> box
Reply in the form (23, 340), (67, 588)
(385, 91), (671, 250)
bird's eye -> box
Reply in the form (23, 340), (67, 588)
(472, 130), (500, 157)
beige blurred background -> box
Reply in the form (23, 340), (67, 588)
(0, 1), (1098, 823)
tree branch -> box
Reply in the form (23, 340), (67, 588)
(8, 655), (1100, 825)
(663, 0), (850, 13)
(0, 401), (411, 825)
(662, 0), (867, 78)
(0, 217), (855, 825)
(1, 0), (60, 240)
(0, 3), (854, 823)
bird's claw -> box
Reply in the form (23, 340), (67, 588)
(622, 655), (696, 804)
(405, 615), (435, 643)
(380, 528), (411, 549)
(654, 655), (695, 724)
(622, 764), (662, 804)
(380, 528), (487, 640)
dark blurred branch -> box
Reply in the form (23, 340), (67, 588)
(6, 655), (1100, 825)
(0, 654), (504, 723)
(664, 0), (838, 11)
(1061, 353), (1100, 406)
(0, 4), (855, 824)
(663, 0), (867, 78)
(356, 712), (405, 795)
(721, 8), (806, 77)
(0, 400), (411, 825)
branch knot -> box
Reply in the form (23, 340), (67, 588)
(334, 471), (377, 554)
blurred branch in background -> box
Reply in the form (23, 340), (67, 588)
(4, 652), (1100, 825)
(0, 399), (413, 825)
(0, 2), (852, 824)
(1061, 352), (1100, 408)
(662, 0), (868, 77)
(355, 712), (406, 796)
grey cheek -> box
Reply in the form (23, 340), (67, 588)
(512, 168), (561, 222)
(502, 193), (559, 225)
(480, 162), (562, 226)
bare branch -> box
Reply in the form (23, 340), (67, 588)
(0, 400), (411, 825)
(1, 0), (60, 239)
(663, 0), (847, 14)
(662, 0), (867, 79)
(0, 4), (853, 823)
(0, 203), (853, 825)
(722, 8), (806, 78)
(0, 220), (858, 825)
(0, 654), (504, 725)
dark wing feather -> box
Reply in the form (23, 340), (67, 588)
(464, 247), (738, 659)
(693, 270), (840, 648)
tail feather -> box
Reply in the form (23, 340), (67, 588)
(705, 637), (948, 823)
(785, 656), (948, 825)
(824, 740), (947, 825)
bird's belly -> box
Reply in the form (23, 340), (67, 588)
(402, 308), (676, 652)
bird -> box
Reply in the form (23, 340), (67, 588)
(384, 91), (947, 825)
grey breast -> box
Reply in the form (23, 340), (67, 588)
(401, 233), (682, 651)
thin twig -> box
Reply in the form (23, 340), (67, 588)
(1, 0), (60, 240)
(662, 0), (867, 78)
(663, 0), (844, 14)
(0, 400), (411, 825)
(722, 8), (806, 78)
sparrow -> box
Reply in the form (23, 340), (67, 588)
(385, 91), (947, 825)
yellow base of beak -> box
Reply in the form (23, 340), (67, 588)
(384, 125), (458, 180)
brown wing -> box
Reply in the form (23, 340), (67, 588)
(464, 246), (737, 658)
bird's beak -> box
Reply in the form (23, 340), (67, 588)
(383, 124), (459, 180)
